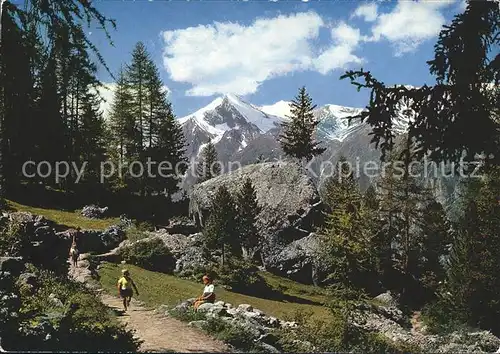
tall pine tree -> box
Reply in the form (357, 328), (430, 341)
(444, 167), (500, 333)
(203, 185), (239, 266)
(279, 86), (325, 162)
(236, 178), (261, 260)
(196, 140), (220, 183)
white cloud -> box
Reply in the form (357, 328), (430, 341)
(370, 0), (455, 55)
(313, 22), (364, 74)
(161, 1), (455, 96)
(162, 13), (364, 97)
(162, 12), (324, 96)
(352, 3), (378, 22)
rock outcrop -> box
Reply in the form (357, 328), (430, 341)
(169, 298), (300, 352)
(188, 161), (325, 279)
(352, 292), (500, 353)
(81, 205), (109, 219)
(265, 232), (319, 284)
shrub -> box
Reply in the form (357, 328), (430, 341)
(211, 258), (271, 295)
(276, 308), (419, 353)
(124, 225), (150, 243)
(0, 219), (30, 257)
(119, 238), (175, 273)
(169, 307), (206, 323)
(203, 317), (259, 351)
(421, 300), (467, 334)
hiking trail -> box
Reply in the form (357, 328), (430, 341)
(69, 254), (229, 353)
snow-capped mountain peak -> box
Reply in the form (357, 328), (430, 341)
(259, 100), (292, 118)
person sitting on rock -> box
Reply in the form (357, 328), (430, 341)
(194, 275), (216, 310)
(117, 269), (139, 312)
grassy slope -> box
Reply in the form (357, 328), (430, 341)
(99, 263), (331, 321)
(7, 200), (120, 230)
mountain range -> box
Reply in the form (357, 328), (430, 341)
(178, 93), (458, 214)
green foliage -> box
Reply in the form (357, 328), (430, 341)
(440, 166), (500, 334)
(106, 42), (187, 198)
(196, 140), (220, 183)
(15, 267), (140, 352)
(276, 307), (418, 353)
(119, 238), (175, 273)
(203, 185), (239, 266)
(376, 143), (451, 305)
(169, 306), (206, 323)
(235, 178), (261, 260)
(124, 224), (151, 243)
(214, 259), (266, 294)
(0, 219), (30, 257)
(203, 317), (260, 352)
(318, 157), (377, 292)
(279, 86), (326, 161)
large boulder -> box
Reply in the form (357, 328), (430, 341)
(265, 232), (319, 283)
(189, 161), (325, 271)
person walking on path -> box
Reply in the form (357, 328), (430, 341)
(68, 228), (80, 267)
(117, 269), (139, 312)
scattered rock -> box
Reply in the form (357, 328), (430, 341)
(196, 303), (215, 312)
(163, 218), (198, 235)
(237, 304), (253, 312)
(373, 291), (398, 307)
(258, 342), (280, 353)
(188, 320), (208, 330)
(81, 205), (109, 219)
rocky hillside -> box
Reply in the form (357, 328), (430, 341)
(189, 161), (324, 282)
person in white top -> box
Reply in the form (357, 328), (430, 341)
(194, 275), (216, 310)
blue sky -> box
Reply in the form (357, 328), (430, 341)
(88, 0), (467, 117)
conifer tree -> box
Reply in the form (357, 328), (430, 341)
(318, 157), (376, 291)
(78, 92), (107, 185)
(108, 68), (136, 188)
(236, 178), (261, 260)
(127, 41), (150, 153)
(203, 185), (239, 266)
(444, 167), (500, 333)
(152, 101), (187, 199)
(419, 199), (451, 299)
(279, 86), (325, 162)
(196, 140), (220, 183)
(322, 156), (360, 211)
(378, 139), (451, 305)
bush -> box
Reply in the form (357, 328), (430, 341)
(169, 307), (206, 323)
(0, 219), (30, 257)
(203, 317), (260, 352)
(119, 238), (175, 273)
(421, 300), (467, 334)
(276, 308), (419, 353)
(124, 225), (150, 243)
(15, 267), (141, 352)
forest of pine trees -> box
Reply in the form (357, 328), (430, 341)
(0, 0), (187, 217)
